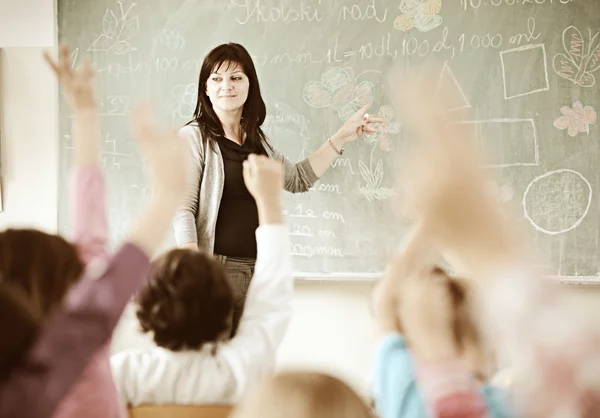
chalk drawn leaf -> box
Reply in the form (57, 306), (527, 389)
(331, 83), (356, 108)
(423, 0), (442, 16)
(88, 34), (112, 51)
(563, 26), (585, 64)
(414, 9), (442, 32)
(302, 81), (332, 108)
(111, 40), (133, 55)
(102, 9), (119, 37)
(394, 13), (415, 32)
(588, 42), (600, 73)
(353, 81), (375, 107)
(374, 160), (384, 188)
(119, 16), (139, 42)
(358, 160), (375, 188)
(399, 0), (422, 13)
(321, 67), (353, 91)
(552, 53), (579, 83)
(578, 73), (596, 87)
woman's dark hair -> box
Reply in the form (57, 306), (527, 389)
(188, 42), (272, 154)
(136, 249), (234, 351)
(0, 229), (84, 316)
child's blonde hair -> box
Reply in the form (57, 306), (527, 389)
(231, 371), (373, 418)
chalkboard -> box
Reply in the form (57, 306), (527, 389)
(58, 0), (600, 279)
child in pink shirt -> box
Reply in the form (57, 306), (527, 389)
(0, 45), (190, 418)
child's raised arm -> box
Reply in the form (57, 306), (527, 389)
(45, 45), (108, 266)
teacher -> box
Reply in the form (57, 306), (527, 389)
(173, 42), (380, 334)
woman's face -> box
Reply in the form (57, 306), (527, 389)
(205, 61), (250, 114)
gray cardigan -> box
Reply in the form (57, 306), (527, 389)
(173, 124), (320, 252)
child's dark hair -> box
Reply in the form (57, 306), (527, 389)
(0, 282), (42, 378)
(0, 229), (85, 316)
(135, 249), (234, 351)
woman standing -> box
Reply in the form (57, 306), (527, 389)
(174, 43), (380, 333)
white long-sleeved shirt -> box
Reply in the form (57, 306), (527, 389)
(110, 224), (293, 406)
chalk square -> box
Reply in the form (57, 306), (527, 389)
(451, 118), (539, 167)
(500, 44), (550, 100)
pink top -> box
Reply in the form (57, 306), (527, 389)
(52, 166), (126, 418)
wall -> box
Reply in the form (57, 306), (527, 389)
(0, 47), (59, 232)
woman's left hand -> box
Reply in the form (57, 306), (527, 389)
(331, 104), (383, 145)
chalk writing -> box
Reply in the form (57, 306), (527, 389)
(552, 25), (600, 88)
(88, 0), (139, 55)
(338, 0), (387, 23)
(331, 158), (356, 175)
(309, 183), (342, 194)
(291, 244), (343, 258)
(286, 204), (318, 219)
(269, 52), (322, 64)
(322, 211), (346, 223)
(509, 17), (541, 45)
(291, 224), (313, 237)
(232, 0), (324, 25)
(461, 0), (572, 9)
(104, 95), (131, 115)
(318, 230), (337, 239)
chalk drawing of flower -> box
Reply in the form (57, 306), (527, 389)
(394, 0), (443, 33)
(302, 67), (375, 120)
(553, 101), (597, 137)
(88, 1), (139, 55)
(363, 104), (401, 152)
(171, 83), (197, 119)
(159, 29), (185, 50)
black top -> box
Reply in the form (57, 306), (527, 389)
(213, 136), (260, 259)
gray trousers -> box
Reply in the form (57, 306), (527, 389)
(214, 255), (255, 337)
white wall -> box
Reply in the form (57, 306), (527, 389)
(0, 47), (59, 231)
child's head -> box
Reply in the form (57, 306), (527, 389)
(0, 282), (42, 378)
(135, 248), (234, 351)
(422, 266), (494, 381)
(231, 371), (373, 418)
(0, 228), (84, 376)
(0, 228), (84, 315)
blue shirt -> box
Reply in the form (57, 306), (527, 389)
(373, 333), (512, 418)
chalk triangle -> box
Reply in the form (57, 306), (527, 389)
(434, 61), (471, 113)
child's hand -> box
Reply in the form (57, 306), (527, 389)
(399, 269), (459, 362)
(242, 154), (284, 206)
(131, 102), (188, 201)
(396, 70), (519, 273)
(44, 44), (97, 111)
